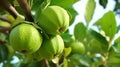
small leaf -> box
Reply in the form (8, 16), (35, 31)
(99, 0), (108, 8)
(66, 7), (78, 26)
(60, 33), (72, 42)
(85, 0), (96, 23)
(74, 22), (87, 42)
(64, 47), (72, 57)
(94, 11), (117, 40)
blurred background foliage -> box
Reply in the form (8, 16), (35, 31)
(0, 0), (120, 67)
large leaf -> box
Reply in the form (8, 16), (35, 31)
(94, 11), (117, 40)
(88, 29), (109, 53)
(50, 0), (79, 8)
(74, 22), (87, 42)
(85, 0), (96, 23)
(99, 0), (108, 8)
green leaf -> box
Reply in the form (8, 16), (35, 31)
(99, 0), (108, 8)
(94, 11), (117, 40)
(85, 0), (96, 23)
(69, 54), (92, 67)
(115, 36), (120, 44)
(64, 47), (72, 57)
(107, 46), (120, 64)
(0, 45), (9, 62)
(66, 7), (78, 26)
(31, 0), (50, 22)
(88, 29), (109, 53)
(117, 25), (120, 33)
(60, 33), (72, 43)
(31, 0), (44, 11)
(50, 0), (79, 8)
(74, 22), (87, 42)
(107, 38), (120, 66)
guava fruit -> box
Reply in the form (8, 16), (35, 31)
(9, 23), (43, 54)
(39, 35), (64, 60)
(27, 48), (43, 62)
(38, 6), (69, 35)
(69, 41), (85, 54)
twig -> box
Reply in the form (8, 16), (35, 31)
(0, 26), (11, 33)
(0, 16), (11, 23)
(43, 59), (50, 67)
(0, 0), (19, 18)
(17, 0), (34, 22)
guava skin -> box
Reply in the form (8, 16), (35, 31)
(38, 6), (69, 35)
(28, 49), (43, 62)
(39, 35), (64, 60)
(9, 23), (43, 54)
(70, 42), (85, 54)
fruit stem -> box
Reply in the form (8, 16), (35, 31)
(0, 16), (12, 23)
(43, 59), (50, 67)
(0, 0), (19, 18)
(17, 0), (34, 22)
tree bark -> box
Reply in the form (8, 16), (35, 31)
(17, 0), (34, 22)
(0, 0), (19, 18)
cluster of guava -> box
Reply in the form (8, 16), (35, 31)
(9, 5), (70, 61)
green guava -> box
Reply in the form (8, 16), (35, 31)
(70, 41), (85, 54)
(9, 23), (43, 54)
(38, 6), (69, 35)
(39, 35), (64, 60)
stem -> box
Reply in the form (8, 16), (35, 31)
(17, 0), (34, 22)
(0, 16), (11, 23)
(43, 59), (50, 67)
(0, 0), (19, 18)
(55, 63), (59, 67)
(0, 26), (11, 33)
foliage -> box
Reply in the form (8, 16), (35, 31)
(0, 0), (120, 67)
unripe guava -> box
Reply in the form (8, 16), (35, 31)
(27, 48), (43, 62)
(39, 35), (64, 60)
(9, 23), (43, 54)
(38, 6), (69, 35)
(69, 41), (85, 54)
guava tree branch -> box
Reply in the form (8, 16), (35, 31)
(17, 0), (34, 22)
(0, 0), (19, 18)
(0, 16), (11, 23)
(0, 27), (11, 33)
(43, 59), (50, 67)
